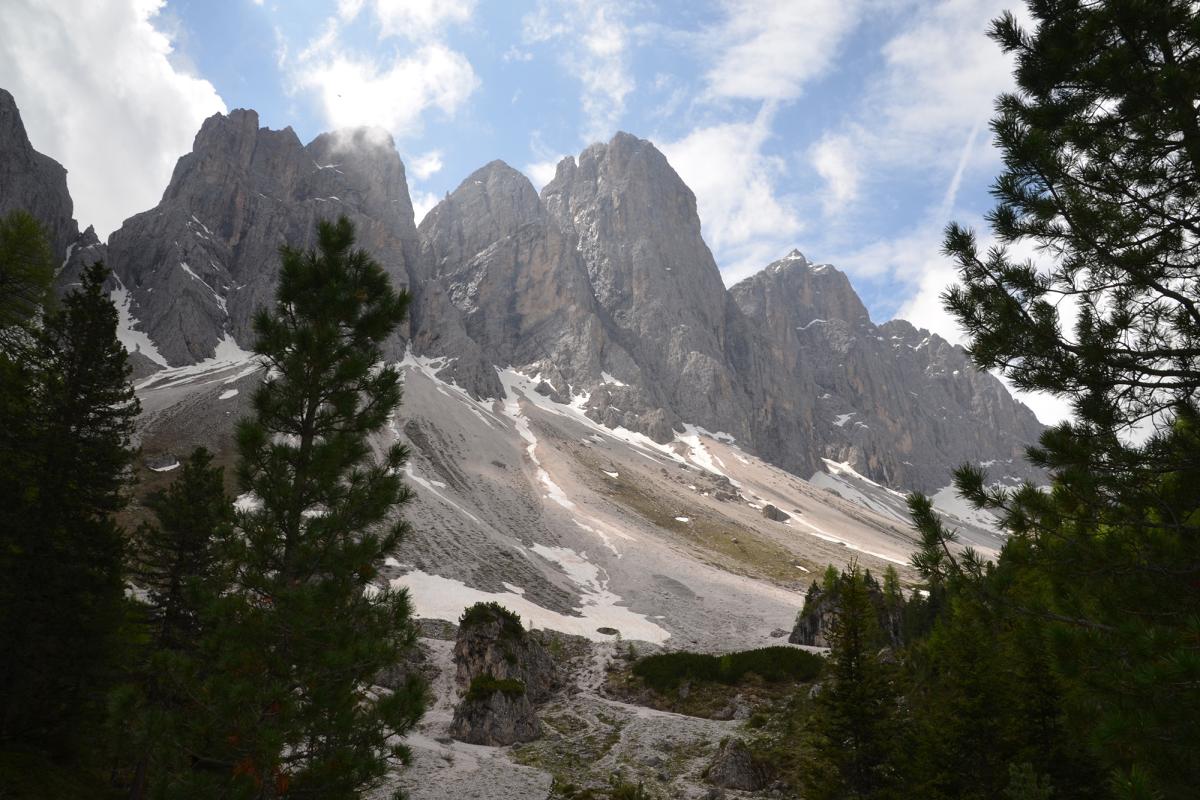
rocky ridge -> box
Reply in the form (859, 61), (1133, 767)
(0, 88), (1043, 494)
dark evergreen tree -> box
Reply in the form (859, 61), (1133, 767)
(0, 209), (54, 344)
(116, 447), (234, 799)
(195, 216), (425, 798)
(916, 2), (1200, 795)
(0, 260), (139, 752)
(801, 564), (901, 800)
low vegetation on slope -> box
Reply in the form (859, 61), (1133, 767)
(632, 647), (824, 692)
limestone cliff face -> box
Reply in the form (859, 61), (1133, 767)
(0, 88), (79, 264)
(0, 85), (1045, 493)
(541, 133), (755, 442)
(414, 161), (628, 397)
(730, 252), (1044, 489)
(105, 111), (420, 365)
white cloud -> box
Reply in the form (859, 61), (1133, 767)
(809, 133), (861, 215)
(343, 0), (475, 39)
(524, 158), (562, 189)
(278, 0), (478, 141)
(0, 0), (226, 239)
(662, 106), (803, 284)
(810, 0), (1017, 210)
(293, 42), (478, 137)
(523, 0), (634, 142)
(409, 149), (444, 180)
(410, 189), (440, 225)
(704, 0), (865, 101)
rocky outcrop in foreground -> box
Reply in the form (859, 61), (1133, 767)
(449, 674), (542, 746)
(449, 602), (559, 745)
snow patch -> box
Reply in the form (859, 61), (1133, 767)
(110, 282), (168, 367)
(218, 388), (238, 400)
(389, 570), (670, 643)
(150, 459), (179, 473)
(600, 371), (627, 387)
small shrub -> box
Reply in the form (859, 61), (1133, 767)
(608, 778), (652, 799)
(459, 601), (525, 638)
(465, 673), (526, 701)
(632, 646), (823, 692)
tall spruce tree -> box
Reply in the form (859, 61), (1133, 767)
(0, 260), (139, 751)
(801, 564), (901, 800)
(913, 1), (1200, 796)
(200, 216), (425, 799)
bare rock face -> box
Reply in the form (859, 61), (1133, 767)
(0, 88), (78, 262)
(704, 738), (769, 791)
(2, 83), (1047, 497)
(453, 602), (559, 704)
(541, 132), (754, 442)
(730, 251), (1045, 490)
(449, 678), (542, 746)
(106, 110), (421, 366)
(414, 160), (630, 398)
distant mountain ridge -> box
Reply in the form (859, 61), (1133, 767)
(0, 89), (1043, 493)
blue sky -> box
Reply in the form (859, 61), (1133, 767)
(0, 0), (1063, 420)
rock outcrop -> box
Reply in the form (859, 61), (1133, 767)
(449, 603), (559, 745)
(704, 738), (770, 791)
(789, 576), (904, 648)
(449, 676), (542, 746)
(453, 602), (559, 704)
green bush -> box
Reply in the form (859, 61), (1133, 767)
(459, 601), (525, 638)
(632, 646), (823, 692)
(465, 673), (526, 701)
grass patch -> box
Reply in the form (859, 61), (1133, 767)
(466, 673), (526, 701)
(581, 454), (804, 583)
(632, 647), (823, 693)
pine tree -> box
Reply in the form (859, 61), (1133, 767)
(921, 2), (1200, 795)
(0, 260), (139, 751)
(802, 564), (900, 800)
(0, 209), (54, 345)
(117, 447), (233, 799)
(197, 216), (425, 799)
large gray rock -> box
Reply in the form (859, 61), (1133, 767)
(449, 678), (542, 746)
(106, 110), (421, 366)
(704, 738), (769, 791)
(453, 602), (559, 704)
(413, 160), (630, 398)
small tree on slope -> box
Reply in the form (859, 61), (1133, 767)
(205, 216), (424, 799)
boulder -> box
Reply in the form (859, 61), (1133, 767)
(762, 504), (790, 522)
(705, 738), (769, 792)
